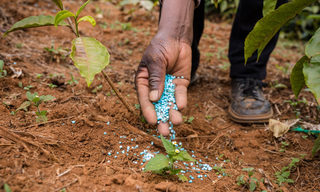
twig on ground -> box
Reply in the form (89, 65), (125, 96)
(207, 134), (225, 150)
(102, 71), (138, 117)
(19, 116), (74, 130)
(57, 165), (85, 178)
(0, 126), (60, 163)
(53, 179), (78, 192)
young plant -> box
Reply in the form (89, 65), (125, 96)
(3, 0), (137, 117)
(14, 92), (55, 122)
(284, 98), (307, 118)
(44, 40), (68, 62)
(274, 158), (299, 186)
(237, 167), (260, 192)
(279, 141), (289, 152)
(92, 84), (102, 93)
(47, 83), (58, 89)
(23, 85), (34, 90)
(183, 116), (194, 124)
(0, 60), (7, 78)
(67, 74), (79, 85)
(240, 0), (320, 157)
(144, 135), (196, 182)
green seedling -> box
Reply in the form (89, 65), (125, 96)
(47, 83), (58, 89)
(92, 85), (102, 93)
(237, 167), (260, 192)
(67, 74), (79, 85)
(44, 40), (68, 62)
(183, 116), (194, 124)
(284, 98), (307, 118)
(135, 104), (140, 110)
(213, 165), (226, 175)
(24, 85), (34, 90)
(36, 74), (43, 79)
(279, 141), (289, 152)
(274, 158), (299, 186)
(18, 82), (23, 88)
(269, 81), (287, 94)
(276, 63), (291, 77)
(14, 91), (55, 122)
(16, 43), (24, 49)
(302, 135), (308, 139)
(144, 135), (196, 182)
(0, 60), (7, 78)
(205, 115), (213, 121)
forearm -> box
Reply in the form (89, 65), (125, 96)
(158, 0), (195, 45)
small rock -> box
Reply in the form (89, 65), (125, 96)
(111, 174), (126, 185)
(106, 167), (115, 176)
(155, 182), (177, 192)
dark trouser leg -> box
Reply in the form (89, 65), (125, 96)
(191, 0), (205, 75)
(228, 0), (288, 80)
(159, 1), (205, 76)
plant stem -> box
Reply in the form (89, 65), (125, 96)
(62, 5), (78, 37)
(74, 17), (80, 37)
(101, 71), (138, 117)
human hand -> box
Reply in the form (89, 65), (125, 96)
(135, 34), (192, 136)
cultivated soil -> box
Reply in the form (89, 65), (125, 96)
(0, 0), (320, 192)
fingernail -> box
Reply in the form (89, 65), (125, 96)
(150, 90), (158, 101)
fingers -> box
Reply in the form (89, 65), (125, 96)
(174, 84), (188, 110)
(135, 67), (158, 125)
(169, 104), (182, 125)
(157, 122), (170, 136)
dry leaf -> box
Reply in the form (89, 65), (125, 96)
(269, 119), (290, 138)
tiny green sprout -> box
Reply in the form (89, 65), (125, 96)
(13, 91), (55, 122)
(47, 83), (57, 89)
(279, 141), (289, 152)
(302, 135), (308, 139)
(118, 82), (122, 85)
(16, 43), (24, 49)
(0, 60), (7, 78)
(275, 158), (299, 186)
(213, 165), (226, 175)
(237, 167), (259, 192)
(183, 116), (194, 124)
(67, 74), (79, 86)
(24, 85), (34, 90)
(127, 94), (130, 98)
(92, 85), (103, 93)
(36, 74), (43, 79)
(18, 82), (23, 88)
(144, 135), (196, 182)
(205, 115), (213, 121)
(135, 104), (141, 110)
(140, 115), (147, 124)
(300, 154), (306, 159)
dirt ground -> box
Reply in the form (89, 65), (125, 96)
(0, 0), (320, 192)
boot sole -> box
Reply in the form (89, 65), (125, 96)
(228, 105), (273, 123)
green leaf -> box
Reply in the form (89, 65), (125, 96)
(41, 110), (47, 115)
(40, 95), (55, 102)
(179, 150), (196, 162)
(144, 154), (169, 171)
(251, 177), (259, 188)
(70, 37), (110, 87)
(178, 174), (188, 182)
(281, 171), (290, 178)
(26, 91), (34, 101)
(0, 60), (3, 69)
(170, 169), (182, 175)
(36, 115), (48, 123)
(290, 55), (309, 98)
(54, 10), (76, 28)
(212, 0), (218, 8)
(4, 183), (12, 192)
(3, 15), (68, 37)
(263, 0), (277, 17)
(286, 179), (295, 183)
(242, 167), (254, 172)
(160, 135), (176, 154)
(244, 0), (316, 64)
(77, 16), (96, 27)
(16, 101), (31, 112)
(249, 181), (256, 192)
(306, 27), (320, 57)
(312, 136), (320, 157)
(303, 54), (320, 104)
(140, 0), (154, 11)
(76, 0), (91, 17)
(52, 0), (64, 10)
(119, 0), (139, 6)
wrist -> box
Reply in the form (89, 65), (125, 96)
(158, 0), (195, 45)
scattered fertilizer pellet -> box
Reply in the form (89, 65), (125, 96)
(104, 132), (107, 135)
(71, 120), (76, 124)
(107, 122), (110, 125)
